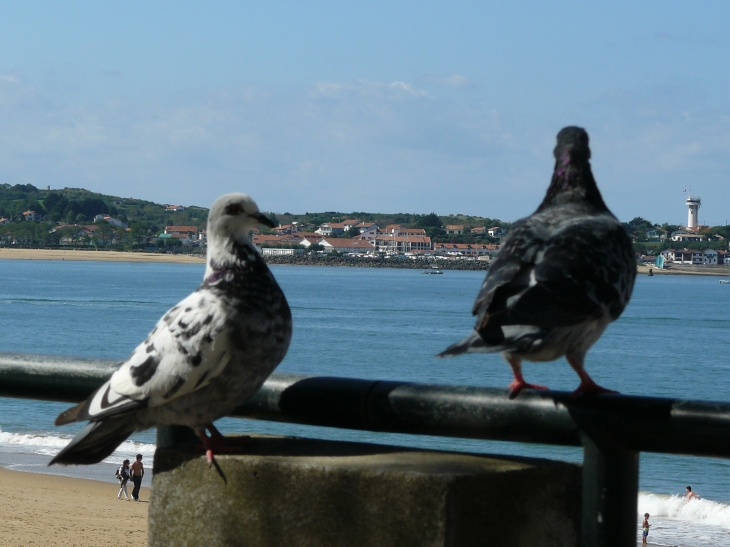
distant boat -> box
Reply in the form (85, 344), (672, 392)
(720, 280), (730, 284)
(423, 265), (443, 275)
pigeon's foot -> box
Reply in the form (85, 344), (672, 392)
(506, 356), (549, 399)
(571, 379), (618, 398)
(195, 424), (254, 467)
(567, 357), (618, 398)
(507, 379), (549, 399)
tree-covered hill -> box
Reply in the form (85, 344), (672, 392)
(0, 184), (208, 234)
(0, 184), (511, 244)
(3, 183), (728, 253)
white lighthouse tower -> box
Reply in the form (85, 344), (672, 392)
(686, 194), (701, 230)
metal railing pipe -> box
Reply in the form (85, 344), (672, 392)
(3, 353), (730, 459)
(236, 374), (730, 458)
(0, 353), (116, 403)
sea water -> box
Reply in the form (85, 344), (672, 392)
(0, 260), (729, 545)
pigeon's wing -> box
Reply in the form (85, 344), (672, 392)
(475, 215), (634, 333)
(55, 288), (230, 426)
(471, 220), (545, 319)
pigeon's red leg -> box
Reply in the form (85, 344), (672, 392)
(567, 356), (618, 397)
(194, 427), (216, 467)
(506, 356), (548, 399)
(195, 424), (254, 467)
(205, 423), (252, 447)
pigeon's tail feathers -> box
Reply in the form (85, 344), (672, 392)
(438, 325), (550, 358)
(49, 418), (137, 466)
(437, 331), (497, 357)
(55, 402), (85, 426)
(55, 381), (144, 426)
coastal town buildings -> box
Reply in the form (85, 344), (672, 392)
(433, 243), (499, 257)
(661, 248), (730, 265)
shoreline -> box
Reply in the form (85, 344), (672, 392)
(0, 466), (150, 546)
(1, 248), (728, 276)
(0, 247), (205, 264)
(637, 264), (729, 277)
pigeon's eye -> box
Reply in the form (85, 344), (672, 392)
(225, 203), (244, 216)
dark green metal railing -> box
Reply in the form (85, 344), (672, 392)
(2, 352), (730, 547)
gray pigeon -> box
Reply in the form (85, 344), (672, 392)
(50, 193), (292, 465)
(439, 127), (635, 397)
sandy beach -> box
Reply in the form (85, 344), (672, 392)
(1, 248), (728, 277)
(0, 248), (204, 264)
(637, 264), (728, 276)
(0, 467), (150, 546)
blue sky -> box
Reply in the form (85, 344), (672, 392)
(1, 1), (728, 225)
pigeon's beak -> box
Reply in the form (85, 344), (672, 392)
(253, 213), (276, 229)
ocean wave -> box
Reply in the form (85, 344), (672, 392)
(0, 428), (156, 457)
(639, 492), (730, 530)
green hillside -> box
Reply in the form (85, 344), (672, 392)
(0, 184), (509, 246)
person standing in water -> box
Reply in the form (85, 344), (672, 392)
(686, 486), (701, 501)
(641, 513), (651, 545)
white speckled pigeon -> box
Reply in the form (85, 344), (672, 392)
(439, 126), (635, 398)
(51, 193), (292, 465)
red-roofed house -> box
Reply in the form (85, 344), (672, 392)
(165, 225), (199, 238)
(319, 238), (376, 254)
(374, 235), (432, 253)
(252, 235), (289, 247)
(445, 225), (464, 235)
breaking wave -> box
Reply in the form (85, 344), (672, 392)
(639, 492), (730, 530)
(0, 428), (156, 458)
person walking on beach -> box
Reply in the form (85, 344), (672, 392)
(130, 454), (144, 501)
(641, 513), (651, 545)
(116, 459), (131, 500)
(686, 486), (701, 501)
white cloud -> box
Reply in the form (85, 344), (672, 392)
(0, 76), (728, 224)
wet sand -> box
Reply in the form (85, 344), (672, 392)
(0, 248), (204, 264)
(0, 467), (150, 546)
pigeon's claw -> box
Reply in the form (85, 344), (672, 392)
(196, 424), (254, 467)
(507, 379), (549, 399)
(568, 357), (619, 398)
(195, 427), (218, 467)
(506, 356), (548, 399)
(571, 379), (618, 398)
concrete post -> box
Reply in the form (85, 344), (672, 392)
(150, 435), (580, 547)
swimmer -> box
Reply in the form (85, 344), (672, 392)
(685, 486), (701, 501)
